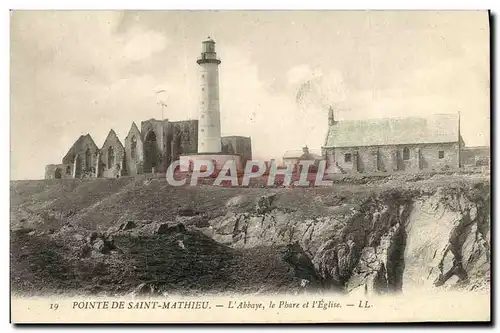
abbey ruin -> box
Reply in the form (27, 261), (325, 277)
(45, 38), (252, 180)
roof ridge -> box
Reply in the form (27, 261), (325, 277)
(333, 113), (459, 123)
(325, 114), (459, 148)
(101, 128), (124, 149)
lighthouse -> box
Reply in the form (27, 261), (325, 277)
(178, 37), (251, 173)
(197, 37), (222, 153)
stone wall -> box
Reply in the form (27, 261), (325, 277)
(179, 154), (242, 172)
(99, 131), (125, 178)
(461, 146), (490, 167)
(418, 142), (460, 171)
(61, 134), (99, 178)
(221, 136), (252, 168)
(124, 123), (144, 177)
(141, 119), (170, 173)
(170, 120), (198, 162)
(357, 146), (379, 173)
(44, 164), (74, 179)
(327, 142), (460, 174)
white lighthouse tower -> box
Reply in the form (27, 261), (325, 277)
(197, 37), (222, 153)
(179, 37), (245, 173)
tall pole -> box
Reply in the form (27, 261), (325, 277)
(156, 90), (167, 121)
(155, 90), (168, 174)
(159, 102), (166, 121)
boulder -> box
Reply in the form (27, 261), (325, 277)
(106, 225), (120, 235)
(13, 227), (35, 235)
(226, 195), (245, 208)
(84, 231), (117, 255)
(156, 222), (186, 235)
(92, 238), (105, 253)
(255, 193), (277, 214)
(178, 207), (198, 217)
(80, 243), (92, 258)
(119, 220), (136, 231)
(73, 233), (84, 241)
(129, 283), (157, 297)
(86, 231), (99, 244)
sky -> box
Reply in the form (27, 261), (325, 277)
(10, 11), (490, 180)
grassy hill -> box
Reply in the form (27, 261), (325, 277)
(10, 172), (490, 296)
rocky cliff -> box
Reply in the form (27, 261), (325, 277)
(193, 178), (490, 295)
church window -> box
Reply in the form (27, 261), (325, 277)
(66, 166), (71, 175)
(85, 148), (91, 170)
(108, 146), (115, 169)
(438, 151), (445, 159)
(131, 136), (137, 159)
(344, 153), (352, 163)
(403, 147), (410, 160)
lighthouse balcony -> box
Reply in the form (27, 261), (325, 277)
(197, 55), (221, 65)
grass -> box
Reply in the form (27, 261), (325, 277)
(10, 228), (300, 296)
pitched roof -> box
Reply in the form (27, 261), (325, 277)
(283, 149), (323, 160)
(101, 129), (124, 150)
(324, 114), (460, 148)
(62, 134), (98, 163)
(126, 122), (141, 140)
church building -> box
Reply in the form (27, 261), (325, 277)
(322, 107), (464, 174)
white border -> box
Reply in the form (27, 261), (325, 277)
(2, 2), (498, 332)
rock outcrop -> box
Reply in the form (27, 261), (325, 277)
(80, 231), (118, 257)
(198, 183), (490, 295)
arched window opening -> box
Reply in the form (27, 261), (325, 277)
(66, 165), (71, 175)
(144, 130), (158, 172)
(131, 136), (137, 159)
(403, 147), (410, 161)
(108, 146), (115, 169)
(85, 148), (91, 170)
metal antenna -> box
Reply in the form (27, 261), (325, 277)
(158, 101), (167, 121)
(156, 90), (168, 121)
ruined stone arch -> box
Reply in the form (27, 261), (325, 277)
(85, 148), (91, 170)
(131, 135), (137, 159)
(144, 130), (158, 173)
(54, 168), (62, 179)
(108, 146), (115, 169)
(74, 155), (82, 178)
